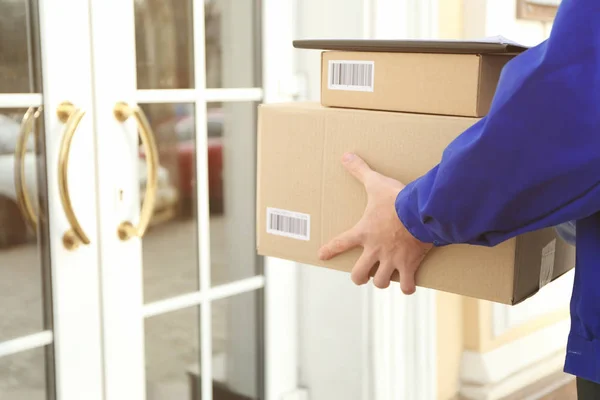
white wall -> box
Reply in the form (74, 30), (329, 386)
(294, 0), (371, 399)
(463, 0), (553, 44)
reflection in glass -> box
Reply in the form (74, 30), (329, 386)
(0, 0), (54, 396)
(212, 290), (262, 399)
(140, 101), (261, 299)
(0, 107), (53, 399)
(205, 0), (258, 88)
(208, 102), (261, 286)
(133, 0), (259, 90)
(0, 0), (40, 93)
(145, 307), (200, 399)
(0, 348), (48, 399)
(140, 103), (199, 303)
(0, 109), (45, 342)
(134, 0), (194, 89)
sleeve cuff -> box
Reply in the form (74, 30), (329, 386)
(395, 183), (446, 247)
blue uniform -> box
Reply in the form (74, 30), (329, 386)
(394, 0), (600, 384)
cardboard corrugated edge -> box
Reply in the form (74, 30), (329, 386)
(256, 104), (265, 252)
(476, 55), (515, 117)
(320, 52), (326, 108)
(511, 229), (575, 305)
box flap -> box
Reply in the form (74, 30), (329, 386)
(294, 36), (528, 54)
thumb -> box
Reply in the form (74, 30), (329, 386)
(342, 153), (373, 184)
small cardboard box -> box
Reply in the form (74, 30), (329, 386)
(293, 38), (528, 117)
(256, 102), (575, 305)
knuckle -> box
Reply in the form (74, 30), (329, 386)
(351, 270), (368, 285)
(402, 286), (416, 295)
(374, 278), (390, 289)
(332, 239), (347, 252)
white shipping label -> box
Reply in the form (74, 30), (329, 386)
(266, 207), (310, 241)
(539, 239), (557, 289)
(328, 60), (375, 92)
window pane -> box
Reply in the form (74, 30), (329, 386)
(0, 108), (50, 342)
(212, 290), (262, 399)
(145, 307), (200, 399)
(0, 0), (40, 93)
(208, 102), (261, 286)
(140, 103), (199, 303)
(135, 0), (195, 89)
(0, 347), (49, 399)
(205, 0), (259, 88)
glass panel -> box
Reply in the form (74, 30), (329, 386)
(0, 2), (53, 399)
(0, 108), (50, 342)
(209, 102), (261, 286)
(0, 0), (39, 93)
(145, 307), (200, 399)
(0, 347), (48, 399)
(134, 0), (194, 89)
(140, 101), (261, 294)
(0, 109), (53, 396)
(141, 103), (199, 303)
(212, 290), (262, 399)
(134, 0), (260, 90)
(205, 0), (259, 88)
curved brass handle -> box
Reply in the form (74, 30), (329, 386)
(113, 102), (159, 241)
(15, 107), (42, 232)
(57, 101), (90, 250)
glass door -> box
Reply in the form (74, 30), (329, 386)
(0, 0), (104, 399)
(88, 0), (295, 398)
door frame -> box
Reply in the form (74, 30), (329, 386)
(0, 0), (105, 398)
(87, 0), (299, 398)
(39, 0), (105, 396)
(261, 0), (302, 399)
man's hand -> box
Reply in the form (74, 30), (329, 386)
(318, 153), (433, 294)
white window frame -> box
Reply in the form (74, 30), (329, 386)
(87, 0), (299, 398)
(0, 0), (105, 398)
(262, 1), (302, 399)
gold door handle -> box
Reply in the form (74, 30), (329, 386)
(113, 102), (159, 241)
(57, 101), (90, 250)
(15, 107), (42, 232)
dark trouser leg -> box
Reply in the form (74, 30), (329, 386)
(577, 377), (600, 399)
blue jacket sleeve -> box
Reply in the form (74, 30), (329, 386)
(555, 221), (576, 246)
(395, 0), (600, 247)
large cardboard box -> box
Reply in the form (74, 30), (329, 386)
(294, 38), (528, 117)
(256, 102), (575, 305)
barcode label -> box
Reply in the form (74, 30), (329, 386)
(328, 60), (375, 92)
(266, 207), (310, 241)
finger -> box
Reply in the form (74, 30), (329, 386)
(342, 153), (374, 185)
(351, 251), (378, 286)
(373, 261), (395, 289)
(318, 226), (362, 261)
(398, 262), (417, 295)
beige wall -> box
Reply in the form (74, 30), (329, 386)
(436, 292), (464, 400)
(463, 298), (569, 353)
(438, 0), (463, 39)
(436, 296), (569, 399)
